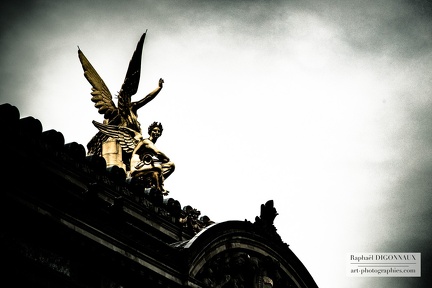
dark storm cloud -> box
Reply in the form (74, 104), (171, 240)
(332, 1), (432, 284)
(0, 0), (40, 28)
(334, 2), (432, 285)
(303, 0), (432, 59)
(372, 102), (432, 287)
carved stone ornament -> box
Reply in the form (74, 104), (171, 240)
(253, 200), (283, 244)
(197, 250), (282, 288)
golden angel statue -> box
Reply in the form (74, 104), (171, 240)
(78, 31), (163, 170)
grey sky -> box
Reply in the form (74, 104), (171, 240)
(1, 0), (431, 287)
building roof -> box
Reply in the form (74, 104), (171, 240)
(0, 102), (318, 287)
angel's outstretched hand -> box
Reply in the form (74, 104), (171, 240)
(159, 78), (164, 88)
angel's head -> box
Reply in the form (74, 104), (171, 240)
(148, 121), (163, 141)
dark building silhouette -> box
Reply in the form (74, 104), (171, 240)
(0, 103), (318, 287)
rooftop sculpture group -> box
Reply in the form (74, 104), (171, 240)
(78, 31), (174, 195)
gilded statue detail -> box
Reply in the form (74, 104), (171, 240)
(92, 120), (175, 195)
(79, 31), (174, 194)
(78, 31), (163, 162)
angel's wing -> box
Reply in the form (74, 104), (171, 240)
(117, 32), (147, 113)
(78, 48), (118, 120)
(92, 120), (141, 153)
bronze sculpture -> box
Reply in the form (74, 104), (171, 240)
(92, 120), (175, 195)
(78, 31), (164, 170)
(79, 31), (174, 194)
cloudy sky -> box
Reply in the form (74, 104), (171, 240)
(1, 0), (431, 287)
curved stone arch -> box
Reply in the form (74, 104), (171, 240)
(183, 220), (318, 288)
